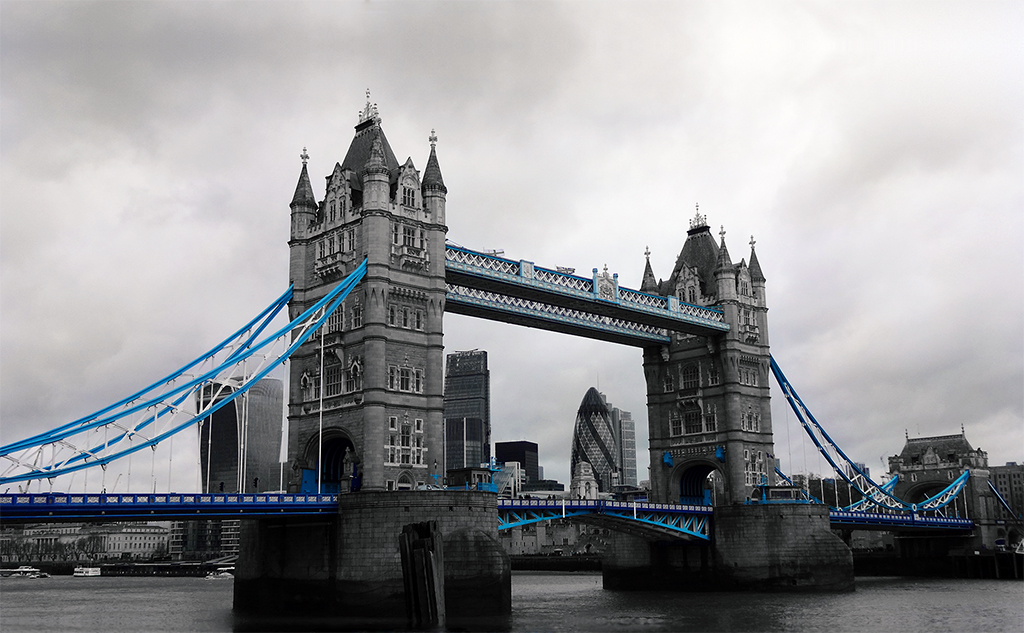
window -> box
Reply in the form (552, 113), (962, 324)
(403, 226), (416, 247)
(351, 303), (363, 329)
(415, 418), (423, 433)
(393, 223), (400, 245)
(669, 412), (682, 437)
(344, 229), (354, 252)
(400, 368), (411, 391)
(663, 372), (674, 393)
(688, 287), (696, 303)
(414, 369), (424, 393)
(329, 200), (337, 222)
(344, 361), (361, 393)
(684, 409), (702, 435)
(326, 306), (344, 333)
(402, 186), (415, 207)
(681, 365), (699, 390)
(704, 404), (717, 433)
(709, 364), (720, 386)
(418, 230), (426, 250)
(388, 305), (397, 326)
(389, 416), (398, 431)
(388, 366), (398, 390)
(318, 240), (326, 259)
(324, 365), (343, 397)
(402, 308), (409, 328)
(415, 310), (424, 330)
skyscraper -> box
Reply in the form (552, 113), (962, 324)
(495, 441), (539, 483)
(571, 387), (617, 492)
(196, 377), (283, 494)
(443, 350), (490, 473)
(609, 405), (638, 488)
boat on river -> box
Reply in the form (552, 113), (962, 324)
(1, 566), (45, 578)
(73, 566), (101, 577)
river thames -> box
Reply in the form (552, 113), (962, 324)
(1, 572), (1021, 632)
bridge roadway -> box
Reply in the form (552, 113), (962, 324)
(0, 494), (975, 536)
(444, 245), (730, 346)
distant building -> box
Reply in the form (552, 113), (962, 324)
(605, 397), (637, 487)
(990, 462), (1024, 522)
(570, 462), (600, 499)
(196, 377), (283, 494)
(496, 441), (539, 483)
(0, 523), (168, 562)
(443, 350), (491, 474)
(887, 432), (988, 504)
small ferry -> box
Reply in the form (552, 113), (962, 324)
(73, 566), (101, 577)
(1, 566), (43, 578)
(204, 566), (234, 580)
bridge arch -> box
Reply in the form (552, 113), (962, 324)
(302, 428), (358, 494)
(673, 460), (723, 506)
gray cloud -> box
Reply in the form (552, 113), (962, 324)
(2, 1), (1021, 490)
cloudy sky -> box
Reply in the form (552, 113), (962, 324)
(2, 1), (1021, 491)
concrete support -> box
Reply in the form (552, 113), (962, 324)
(234, 491), (510, 626)
(602, 504), (854, 592)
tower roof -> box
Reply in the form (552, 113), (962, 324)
(748, 237), (765, 282)
(667, 210), (720, 297)
(290, 152), (317, 209)
(422, 129), (446, 193)
(339, 119), (400, 190)
(640, 247), (659, 293)
(715, 227), (733, 271)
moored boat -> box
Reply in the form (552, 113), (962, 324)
(73, 566), (101, 577)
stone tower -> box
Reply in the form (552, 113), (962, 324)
(285, 98), (447, 493)
(643, 210), (774, 505)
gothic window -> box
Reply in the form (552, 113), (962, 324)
(402, 186), (415, 207)
(688, 287), (696, 303)
(684, 409), (702, 435)
(326, 306), (344, 333)
(324, 365), (343, 397)
(388, 365), (398, 390)
(318, 240), (326, 259)
(418, 230), (426, 250)
(392, 223), (400, 245)
(344, 361), (361, 393)
(681, 365), (699, 390)
(400, 368), (412, 391)
(388, 305), (397, 326)
(414, 369), (424, 393)
(329, 200), (337, 222)
(344, 229), (355, 252)
(403, 226), (416, 248)
(740, 281), (749, 296)
(415, 310), (424, 331)
(704, 404), (717, 433)
(709, 364), (720, 386)
(351, 303), (363, 329)
(669, 412), (682, 437)
(402, 308), (409, 328)
(663, 372), (674, 393)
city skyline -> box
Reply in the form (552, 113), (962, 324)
(1, 2), (1020, 491)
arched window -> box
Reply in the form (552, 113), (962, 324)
(397, 473), (414, 490)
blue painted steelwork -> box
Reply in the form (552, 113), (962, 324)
(497, 499), (712, 541)
(0, 493), (338, 523)
(0, 260), (368, 487)
(444, 245), (729, 346)
(828, 509), (973, 532)
(770, 356), (971, 514)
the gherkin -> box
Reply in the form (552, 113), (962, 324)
(571, 387), (617, 492)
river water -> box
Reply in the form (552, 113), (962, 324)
(1, 572), (1021, 632)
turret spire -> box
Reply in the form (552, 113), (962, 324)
(422, 128), (446, 193)
(290, 148), (317, 209)
(748, 234), (765, 282)
(716, 225), (732, 270)
(640, 246), (659, 293)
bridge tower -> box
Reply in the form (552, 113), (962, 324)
(643, 210), (774, 506)
(285, 98), (448, 493)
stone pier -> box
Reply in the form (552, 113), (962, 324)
(234, 490), (511, 624)
(603, 504), (854, 592)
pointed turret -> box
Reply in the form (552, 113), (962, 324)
(748, 236), (765, 282)
(716, 226), (732, 271)
(422, 129), (447, 225)
(640, 247), (659, 293)
(290, 148), (317, 210)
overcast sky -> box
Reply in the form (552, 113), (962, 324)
(2, 1), (1021, 492)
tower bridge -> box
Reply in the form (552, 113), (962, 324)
(1, 100), (1013, 620)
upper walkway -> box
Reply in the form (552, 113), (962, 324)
(444, 245), (729, 346)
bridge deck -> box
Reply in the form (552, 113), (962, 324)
(0, 493), (338, 523)
(445, 245), (728, 346)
